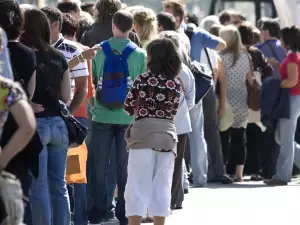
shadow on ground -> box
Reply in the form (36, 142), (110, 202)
(190, 179), (300, 189)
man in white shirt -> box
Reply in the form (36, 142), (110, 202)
(42, 7), (88, 114)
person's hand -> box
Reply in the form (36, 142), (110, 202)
(267, 57), (280, 68)
(218, 104), (225, 119)
(82, 46), (102, 60)
(30, 102), (44, 113)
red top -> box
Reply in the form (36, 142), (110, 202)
(73, 60), (94, 118)
(280, 52), (300, 95)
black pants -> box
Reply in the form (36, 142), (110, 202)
(171, 134), (187, 208)
(184, 139), (191, 173)
(245, 124), (263, 175)
(260, 128), (280, 179)
(220, 128), (246, 175)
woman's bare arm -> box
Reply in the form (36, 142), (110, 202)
(27, 70), (36, 101)
(60, 70), (71, 103)
(217, 58), (227, 118)
(0, 99), (36, 169)
(281, 62), (299, 88)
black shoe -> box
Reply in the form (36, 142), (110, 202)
(188, 172), (193, 183)
(184, 188), (189, 194)
(264, 179), (287, 186)
(103, 213), (119, 223)
(250, 174), (263, 181)
(218, 174), (234, 184)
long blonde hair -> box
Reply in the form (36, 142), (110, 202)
(219, 25), (244, 67)
(133, 8), (157, 46)
(126, 5), (145, 14)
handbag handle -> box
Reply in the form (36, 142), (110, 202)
(245, 50), (257, 87)
(245, 50), (255, 75)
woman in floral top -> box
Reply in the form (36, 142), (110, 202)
(124, 38), (182, 225)
(0, 28), (36, 224)
(124, 72), (181, 121)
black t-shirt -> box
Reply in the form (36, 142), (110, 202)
(32, 48), (68, 118)
(3, 43), (41, 182)
(8, 42), (36, 92)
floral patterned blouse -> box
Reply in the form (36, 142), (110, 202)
(0, 77), (26, 137)
(124, 72), (181, 121)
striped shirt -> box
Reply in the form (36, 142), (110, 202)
(52, 34), (89, 100)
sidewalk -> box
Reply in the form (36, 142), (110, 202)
(153, 178), (300, 225)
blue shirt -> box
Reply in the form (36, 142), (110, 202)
(0, 29), (13, 80)
(190, 28), (219, 62)
(255, 39), (286, 77)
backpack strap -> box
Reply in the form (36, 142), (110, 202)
(100, 40), (113, 58)
(121, 42), (137, 77)
(185, 24), (195, 41)
(122, 42), (137, 61)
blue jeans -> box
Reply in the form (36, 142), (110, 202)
(68, 117), (88, 225)
(274, 95), (300, 182)
(86, 105), (117, 221)
(87, 122), (128, 224)
(30, 117), (70, 225)
(107, 143), (117, 214)
(188, 102), (208, 186)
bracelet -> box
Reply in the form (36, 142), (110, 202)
(77, 55), (81, 64)
(79, 53), (86, 62)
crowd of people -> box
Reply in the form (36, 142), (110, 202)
(0, 0), (300, 225)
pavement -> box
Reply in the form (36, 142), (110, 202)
(147, 178), (300, 225)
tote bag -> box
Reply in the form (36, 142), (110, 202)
(66, 142), (88, 184)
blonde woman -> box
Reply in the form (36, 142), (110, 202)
(133, 8), (157, 47)
(127, 5), (145, 14)
(219, 25), (252, 182)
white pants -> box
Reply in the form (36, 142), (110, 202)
(125, 149), (175, 217)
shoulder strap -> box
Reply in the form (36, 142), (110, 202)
(185, 26), (194, 41)
(122, 42), (137, 61)
(246, 51), (254, 74)
(266, 41), (280, 61)
(54, 38), (64, 49)
(204, 48), (214, 73)
(100, 40), (113, 58)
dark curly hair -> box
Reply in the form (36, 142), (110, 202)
(281, 26), (300, 52)
(95, 0), (122, 23)
(0, 0), (23, 40)
(146, 37), (182, 80)
(61, 13), (78, 38)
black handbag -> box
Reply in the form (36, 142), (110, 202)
(36, 54), (87, 148)
(185, 24), (214, 104)
(55, 100), (87, 147)
(188, 60), (213, 104)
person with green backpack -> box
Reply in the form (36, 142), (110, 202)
(89, 10), (146, 225)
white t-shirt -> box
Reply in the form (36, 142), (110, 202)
(52, 34), (89, 99)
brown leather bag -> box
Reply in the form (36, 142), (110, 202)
(246, 53), (261, 111)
